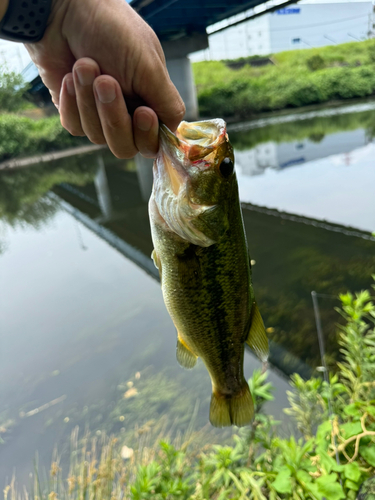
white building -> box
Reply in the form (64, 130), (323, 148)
(190, 1), (374, 61)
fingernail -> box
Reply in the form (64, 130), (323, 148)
(137, 112), (153, 132)
(75, 66), (96, 87)
(96, 81), (116, 104)
(65, 77), (75, 96)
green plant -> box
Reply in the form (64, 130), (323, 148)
(5, 278), (375, 500)
(0, 67), (29, 112)
(306, 54), (326, 72)
(0, 114), (87, 161)
(193, 39), (375, 118)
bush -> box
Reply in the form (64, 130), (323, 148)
(307, 54), (326, 72)
(0, 67), (29, 112)
(0, 114), (87, 161)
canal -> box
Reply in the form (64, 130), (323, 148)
(0, 101), (374, 485)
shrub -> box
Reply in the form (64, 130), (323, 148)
(307, 54), (325, 72)
(0, 67), (29, 112)
(0, 114), (87, 161)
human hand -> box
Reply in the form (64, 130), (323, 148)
(25, 0), (185, 158)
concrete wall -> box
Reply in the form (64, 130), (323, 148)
(190, 1), (374, 61)
(269, 2), (373, 52)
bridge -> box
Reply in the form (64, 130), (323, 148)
(24, 0), (294, 118)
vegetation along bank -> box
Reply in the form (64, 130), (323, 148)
(0, 68), (86, 162)
(193, 39), (375, 119)
(2, 39), (375, 160)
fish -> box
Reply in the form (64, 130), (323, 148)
(148, 119), (268, 427)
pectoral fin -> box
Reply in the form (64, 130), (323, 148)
(246, 302), (269, 362)
(151, 249), (162, 278)
(176, 337), (197, 369)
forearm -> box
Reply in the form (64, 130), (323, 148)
(0, 0), (9, 23)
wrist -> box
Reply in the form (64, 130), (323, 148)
(0, 0), (53, 42)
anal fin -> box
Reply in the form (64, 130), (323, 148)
(176, 337), (197, 369)
(246, 302), (269, 362)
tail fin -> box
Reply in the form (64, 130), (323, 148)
(209, 384), (254, 428)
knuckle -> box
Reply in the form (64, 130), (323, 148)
(112, 145), (138, 159)
(60, 117), (83, 137)
(176, 99), (186, 120)
(105, 116), (124, 130)
(89, 135), (107, 145)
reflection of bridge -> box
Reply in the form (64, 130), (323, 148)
(23, 0), (295, 117)
(49, 153), (373, 379)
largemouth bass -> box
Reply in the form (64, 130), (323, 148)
(149, 119), (268, 427)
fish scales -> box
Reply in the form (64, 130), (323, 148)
(149, 119), (268, 427)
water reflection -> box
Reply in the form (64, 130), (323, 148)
(0, 103), (374, 486)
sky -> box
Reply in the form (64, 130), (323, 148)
(0, 0), (373, 74)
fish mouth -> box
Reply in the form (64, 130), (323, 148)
(158, 120), (229, 193)
(160, 119), (228, 164)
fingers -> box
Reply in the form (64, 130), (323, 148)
(59, 57), (160, 159)
(73, 58), (106, 145)
(93, 76), (137, 159)
(59, 74), (84, 136)
(133, 107), (159, 158)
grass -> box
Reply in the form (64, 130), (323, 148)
(193, 39), (375, 119)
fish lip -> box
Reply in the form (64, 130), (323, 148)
(159, 120), (228, 166)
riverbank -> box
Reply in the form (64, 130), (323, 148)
(0, 114), (87, 162)
(193, 39), (375, 119)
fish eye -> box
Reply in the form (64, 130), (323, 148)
(219, 158), (234, 178)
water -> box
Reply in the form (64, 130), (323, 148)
(0, 102), (374, 486)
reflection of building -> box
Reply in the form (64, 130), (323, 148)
(235, 128), (368, 176)
(235, 142), (278, 176)
(191, 1), (374, 61)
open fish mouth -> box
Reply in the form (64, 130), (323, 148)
(160, 119), (228, 165)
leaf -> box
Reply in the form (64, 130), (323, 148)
(271, 466), (293, 494)
(316, 473), (346, 500)
(343, 462), (361, 483)
(316, 421), (333, 443)
(318, 449), (343, 474)
(359, 445), (375, 466)
(344, 404), (361, 417)
(345, 479), (360, 491)
(340, 421), (362, 439)
(296, 469), (312, 484)
(304, 482), (324, 500)
(365, 405), (375, 417)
